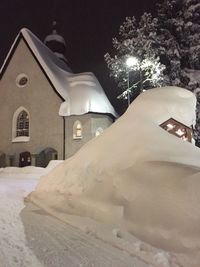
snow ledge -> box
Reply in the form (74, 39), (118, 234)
(12, 136), (30, 143)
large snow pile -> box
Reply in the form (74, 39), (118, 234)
(0, 175), (169, 267)
(0, 161), (63, 180)
(29, 86), (200, 255)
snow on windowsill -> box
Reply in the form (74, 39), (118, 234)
(73, 136), (82, 140)
(12, 136), (30, 143)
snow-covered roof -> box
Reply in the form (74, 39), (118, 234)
(58, 73), (118, 117)
(0, 28), (117, 118)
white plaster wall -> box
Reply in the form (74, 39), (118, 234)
(91, 114), (113, 137)
(64, 114), (114, 159)
(64, 114), (92, 158)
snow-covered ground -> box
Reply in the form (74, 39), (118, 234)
(0, 168), (160, 267)
(1, 168), (200, 267)
(0, 169), (43, 267)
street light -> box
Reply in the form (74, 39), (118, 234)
(126, 56), (139, 68)
(125, 56), (139, 106)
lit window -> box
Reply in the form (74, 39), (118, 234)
(166, 123), (174, 131)
(16, 111), (29, 137)
(160, 118), (192, 143)
(73, 121), (82, 139)
(175, 128), (186, 136)
(95, 127), (104, 137)
(182, 136), (188, 141)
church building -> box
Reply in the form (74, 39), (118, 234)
(0, 27), (117, 167)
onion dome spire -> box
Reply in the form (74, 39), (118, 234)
(44, 21), (67, 63)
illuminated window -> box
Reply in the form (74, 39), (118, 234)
(73, 120), (82, 139)
(160, 118), (192, 143)
(95, 127), (104, 137)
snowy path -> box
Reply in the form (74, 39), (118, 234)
(0, 175), (150, 267)
(0, 176), (43, 267)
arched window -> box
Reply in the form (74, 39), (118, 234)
(95, 127), (104, 137)
(16, 111), (29, 137)
(73, 120), (82, 139)
(12, 107), (30, 142)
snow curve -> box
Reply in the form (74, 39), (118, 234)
(29, 86), (200, 253)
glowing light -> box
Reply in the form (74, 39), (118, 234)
(176, 129), (185, 136)
(166, 123), (174, 130)
(182, 136), (188, 141)
(126, 56), (139, 68)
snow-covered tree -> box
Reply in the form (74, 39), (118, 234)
(157, 0), (183, 37)
(182, 0), (200, 70)
(157, 0), (200, 73)
(104, 13), (165, 102)
(105, 1), (200, 143)
(157, 0), (200, 144)
(156, 0), (188, 86)
(182, 0), (200, 145)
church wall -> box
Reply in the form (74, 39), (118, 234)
(91, 114), (113, 137)
(64, 114), (114, 159)
(64, 114), (92, 158)
(0, 39), (63, 166)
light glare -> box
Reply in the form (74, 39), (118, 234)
(126, 56), (139, 67)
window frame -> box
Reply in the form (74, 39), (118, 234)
(16, 73), (29, 88)
(160, 118), (193, 143)
(73, 120), (83, 140)
(16, 110), (29, 137)
(12, 107), (30, 143)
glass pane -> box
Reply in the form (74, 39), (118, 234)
(16, 110), (29, 137)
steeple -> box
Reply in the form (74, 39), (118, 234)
(44, 21), (67, 63)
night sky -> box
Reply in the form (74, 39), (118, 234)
(0, 0), (159, 113)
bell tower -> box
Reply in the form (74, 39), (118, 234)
(44, 21), (68, 63)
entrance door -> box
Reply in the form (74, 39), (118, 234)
(19, 151), (31, 167)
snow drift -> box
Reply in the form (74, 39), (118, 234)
(29, 86), (200, 253)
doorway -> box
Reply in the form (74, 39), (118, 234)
(19, 151), (31, 167)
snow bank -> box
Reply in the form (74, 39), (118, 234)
(29, 87), (200, 255)
(0, 166), (44, 174)
(0, 160), (63, 178)
(0, 166), (45, 180)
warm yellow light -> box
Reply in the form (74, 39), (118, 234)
(166, 123), (174, 130)
(176, 129), (185, 136)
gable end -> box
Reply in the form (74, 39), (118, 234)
(0, 32), (65, 101)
